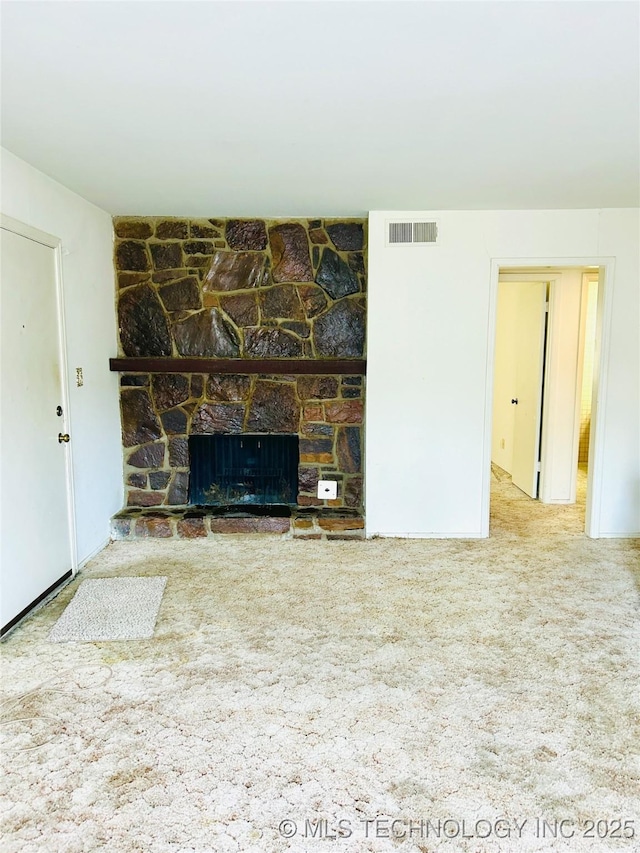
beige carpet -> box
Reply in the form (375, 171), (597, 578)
(1, 482), (639, 852)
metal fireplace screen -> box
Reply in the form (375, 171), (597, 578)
(188, 434), (299, 506)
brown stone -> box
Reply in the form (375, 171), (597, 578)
(324, 400), (364, 423)
(209, 517), (289, 534)
(326, 222), (364, 251)
(121, 374), (149, 387)
(183, 241), (214, 255)
(344, 477), (363, 508)
(219, 293), (258, 327)
(327, 532), (365, 540)
(260, 285), (304, 320)
(309, 228), (328, 244)
(152, 269), (190, 284)
(191, 375), (204, 398)
(336, 426), (362, 473)
(298, 467), (319, 493)
(202, 251), (268, 291)
(297, 376), (339, 399)
(298, 284), (328, 319)
(316, 248), (360, 299)
(127, 472), (147, 488)
(302, 403), (323, 421)
(206, 374), (251, 401)
(317, 517), (365, 531)
(168, 436), (189, 467)
(247, 381), (300, 432)
(293, 518), (314, 529)
(156, 220), (189, 240)
(118, 272), (150, 289)
(313, 299), (365, 358)
(244, 328), (302, 358)
(114, 219), (154, 239)
(192, 403), (245, 434)
(149, 471), (171, 490)
(158, 276), (201, 311)
(127, 490), (164, 507)
(281, 321), (310, 338)
(174, 308), (240, 357)
(297, 495), (324, 506)
(121, 389), (162, 447)
(161, 408), (188, 435)
(135, 516), (173, 538)
(191, 221), (220, 238)
(116, 240), (150, 272)
(185, 256), (212, 269)
(269, 223), (313, 282)
(348, 252), (365, 275)
(295, 533), (323, 539)
(118, 284), (172, 357)
(225, 220), (268, 251)
(150, 242), (183, 270)
(177, 517), (207, 538)
(127, 442), (165, 468)
(167, 472), (189, 505)
(151, 373), (190, 411)
(300, 438), (333, 459)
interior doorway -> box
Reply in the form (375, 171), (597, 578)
(487, 264), (605, 536)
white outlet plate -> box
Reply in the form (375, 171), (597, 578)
(317, 480), (338, 500)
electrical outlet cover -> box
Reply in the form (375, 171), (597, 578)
(317, 480), (338, 500)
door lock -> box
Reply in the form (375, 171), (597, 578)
(511, 398), (519, 405)
(58, 433), (70, 443)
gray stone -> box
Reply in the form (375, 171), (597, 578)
(327, 222), (364, 251)
(127, 442), (165, 468)
(336, 426), (362, 473)
(161, 408), (188, 435)
(313, 299), (365, 357)
(118, 285), (172, 357)
(168, 436), (189, 467)
(167, 472), (190, 505)
(316, 249), (360, 299)
(149, 471), (171, 490)
(174, 309), (240, 357)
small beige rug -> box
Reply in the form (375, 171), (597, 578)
(48, 577), (166, 642)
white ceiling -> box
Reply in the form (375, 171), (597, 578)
(2, 1), (638, 216)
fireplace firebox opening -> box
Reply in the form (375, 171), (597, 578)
(188, 434), (299, 507)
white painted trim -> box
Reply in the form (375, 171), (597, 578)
(0, 215), (78, 574)
(483, 257), (616, 539)
(368, 532), (484, 539)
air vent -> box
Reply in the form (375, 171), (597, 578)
(386, 220), (439, 246)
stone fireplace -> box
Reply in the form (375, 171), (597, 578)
(110, 217), (366, 539)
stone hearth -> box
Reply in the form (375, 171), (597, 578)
(111, 507), (365, 541)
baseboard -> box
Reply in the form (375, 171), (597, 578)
(1, 570), (73, 639)
(76, 537), (111, 572)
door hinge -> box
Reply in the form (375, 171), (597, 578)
(536, 461), (541, 472)
(545, 302), (549, 312)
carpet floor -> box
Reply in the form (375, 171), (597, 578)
(1, 477), (638, 852)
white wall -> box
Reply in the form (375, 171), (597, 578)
(366, 209), (640, 538)
(1, 148), (122, 562)
(491, 283), (519, 473)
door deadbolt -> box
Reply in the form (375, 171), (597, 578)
(511, 398), (519, 405)
(58, 433), (70, 443)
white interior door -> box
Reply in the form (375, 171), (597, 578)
(1, 224), (74, 633)
(511, 281), (547, 498)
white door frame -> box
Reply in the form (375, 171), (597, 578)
(1, 214), (78, 574)
(482, 256), (616, 538)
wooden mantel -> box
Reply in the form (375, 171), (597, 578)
(109, 357), (367, 375)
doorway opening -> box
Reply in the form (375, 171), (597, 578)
(487, 264), (605, 537)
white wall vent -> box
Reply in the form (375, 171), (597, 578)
(386, 220), (439, 246)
